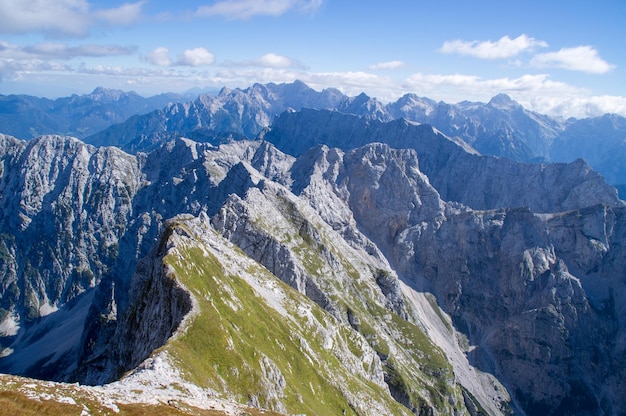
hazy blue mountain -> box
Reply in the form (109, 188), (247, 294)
(552, 114), (626, 185)
(387, 92), (626, 189)
(0, 87), (192, 139)
(388, 92), (562, 162)
(263, 108), (621, 212)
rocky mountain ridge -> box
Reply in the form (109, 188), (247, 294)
(1, 123), (625, 414)
(3, 81), (625, 190)
(0, 133), (503, 414)
(263, 109), (622, 213)
(76, 81), (626, 189)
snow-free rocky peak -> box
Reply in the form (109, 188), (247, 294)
(487, 93), (521, 111)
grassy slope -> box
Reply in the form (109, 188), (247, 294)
(162, 179), (467, 414)
(162, 219), (410, 415)
(238, 187), (466, 414)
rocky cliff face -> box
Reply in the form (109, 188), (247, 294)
(400, 206), (625, 414)
(283, 140), (626, 414)
(263, 109), (623, 213)
(0, 133), (140, 323)
(1, 124), (625, 415)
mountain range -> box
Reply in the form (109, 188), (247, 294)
(79, 80), (626, 190)
(0, 81), (625, 415)
(2, 80), (626, 191)
(0, 87), (196, 140)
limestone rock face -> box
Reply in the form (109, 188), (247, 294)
(263, 109), (623, 213)
(351, 199), (626, 414)
(0, 136), (286, 380)
(75, 223), (194, 385)
(1, 130), (625, 415)
(0, 134), (141, 324)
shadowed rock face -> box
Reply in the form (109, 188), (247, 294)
(1, 128), (625, 415)
(263, 109), (623, 213)
(282, 140), (626, 415)
(403, 206), (625, 415)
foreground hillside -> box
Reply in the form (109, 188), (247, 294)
(0, 97), (625, 415)
(0, 372), (283, 415)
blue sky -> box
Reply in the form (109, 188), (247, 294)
(1, 0), (625, 118)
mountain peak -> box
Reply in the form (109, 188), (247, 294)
(487, 93), (520, 110)
(89, 87), (131, 101)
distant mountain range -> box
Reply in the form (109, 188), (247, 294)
(0, 87), (197, 139)
(2, 81), (625, 189)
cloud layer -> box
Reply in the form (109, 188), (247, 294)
(531, 46), (615, 74)
(195, 0), (323, 19)
(439, 34), (615, 75)
(144, 47), (215, 67)
(0, 0), (146, 36)
(439, 35), (548, 59)
(0, 41), (136, 60)
(369, 61), (406, 70)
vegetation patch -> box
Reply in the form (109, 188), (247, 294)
(162, 233), (408, 415)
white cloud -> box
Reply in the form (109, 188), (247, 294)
(439, 34), (548, 59)
(177, 48), (216, 66)
(0, 0), (146, 36)
(526, 95), (626, 119)
(531, 46), (615, 74)
(94, 1), (147, 26)
(0, 0), (90, 36)
(16, 42), (136, 59)
(252, 53), (293, 68)
(402, 71), (626, 118)
(144, 47), (173, 66)
(195, 0), (323, 19)
(78, 64), (183, 78)
(369, 61), (406, 70)
(0, 40), (137, 81)
(144, 47), (216, 67)
(0, 58), (73, 78)
(223, 53), (301, 69)
(404, 72), (583, 98)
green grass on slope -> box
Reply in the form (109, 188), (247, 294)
(163, 231), (410, 416)
(242, 192), (466, 414)
(267, 199), (464, 413)
(350, 293), (461, 413)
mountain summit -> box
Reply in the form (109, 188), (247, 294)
(487, 93), (523, 111)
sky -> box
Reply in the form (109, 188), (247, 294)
(0, 0), (625, 119)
